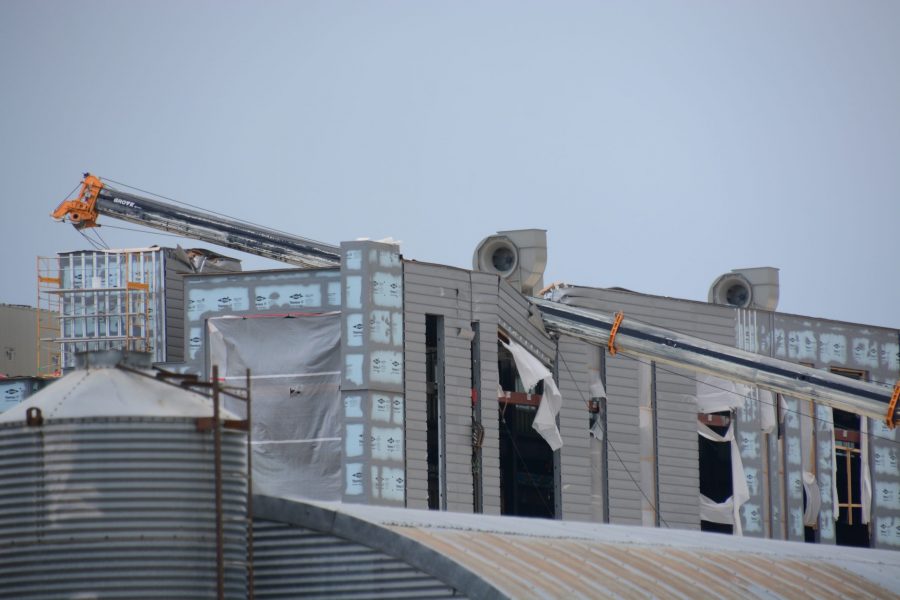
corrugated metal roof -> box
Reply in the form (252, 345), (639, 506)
(256, 496), (900, 599)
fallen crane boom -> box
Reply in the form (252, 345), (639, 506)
(533, 297), (898, 423)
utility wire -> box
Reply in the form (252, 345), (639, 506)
(557, 349), (671, 528)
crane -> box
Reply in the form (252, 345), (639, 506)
(51, 173), (340, 268)
(51, 173), (900, 425)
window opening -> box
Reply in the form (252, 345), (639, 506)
(699, 412), (734, 534)
(498, 337), (555, 518)
(831, 367), (870, 547)
(426, 315), (446, 510)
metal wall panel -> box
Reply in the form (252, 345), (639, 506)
(164, 255), (187, 362)
(552, 286), (736, 529)
(556, 335), (594, 521)
(402, 262), (474, 512)
(0, 419), (249, 599)
(497, 279), (555, 363)
(471, 272), (502, 515)
(253, 519), (464, 599)
(655, 365), (701, 529)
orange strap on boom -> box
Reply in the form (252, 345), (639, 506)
(887, 380), (900, 429)
(608, 311), (624, 356)
(51, 173), (104, 229)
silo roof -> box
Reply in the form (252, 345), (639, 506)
(255, 495), (900, 599)
(0, 358), (236, 423)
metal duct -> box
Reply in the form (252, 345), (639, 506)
(533, 298), (898, 422)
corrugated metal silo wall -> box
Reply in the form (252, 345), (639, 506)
(252, 519), (464, 599)
(0, 419), (248, 599)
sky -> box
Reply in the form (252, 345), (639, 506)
(1, 1), (898, 328)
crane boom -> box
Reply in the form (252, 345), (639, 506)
(52, 174), (341, 268)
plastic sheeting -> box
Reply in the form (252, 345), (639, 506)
(759, 389), (777, 434)
(208, 313), (342, 501)
(861, 417), (872, 524)
(803, 472), (821, 526)
(501, 338), (564, 450)
(698, 420), (750, 535)
(694, 374), (746, 413)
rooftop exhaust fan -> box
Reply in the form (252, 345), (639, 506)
(473, 229), (547, 297)
(708, 267), (779, 311)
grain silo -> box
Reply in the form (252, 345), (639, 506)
(0, 350), (250, 599)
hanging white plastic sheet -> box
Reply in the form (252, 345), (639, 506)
(802, 472), (822, 526)
(698, 419), (750, 535)
(759, 389), (777, 434)
(861, 416), (872, 524)
(694, 374), (746, 414)
(208, 313), (343, 501)
(501, 338), (564, 450)
(818, 405), (840, 522)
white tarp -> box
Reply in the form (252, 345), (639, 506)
(698, 420), (750, 535)
(819, 405), (840, 521)
(759, 389), (777, 434)
(861, 416), (872, 524)
(501, 338), (564, 450)
(695, 374), (746, 413)
(208, 313), (342, 501)
(802, 471), (821, 526)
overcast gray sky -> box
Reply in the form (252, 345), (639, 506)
(1, 1), (898, 328)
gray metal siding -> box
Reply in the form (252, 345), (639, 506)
(556, 336), (594, 521)
(471, 272), (502, 515)
(655, 365), (700, 529)
(164, 259), (186, 363)
(403, 265), (553, 515)
(554, 287), (735, 529)
(403, 262), (475, 512)
(253, 520), (464, 599)
(497, 279), (555, 363)
(605, 353), (643, 525)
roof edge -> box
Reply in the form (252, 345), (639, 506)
(252, 495), (506, 599)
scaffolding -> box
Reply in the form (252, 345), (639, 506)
(37, 249), (165, 372)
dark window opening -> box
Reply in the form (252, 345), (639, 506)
(699, 414), (733, 534)
(830, 367), (870, 548)
(498, 340), (555, 519)
(426, 315), (445, 510)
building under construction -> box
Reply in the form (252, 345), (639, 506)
(2, 174), (899, 597)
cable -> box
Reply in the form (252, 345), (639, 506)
(99, 175), (335, 248)
(77, 229), (103, 251)
(90, 228), (109, 249)
(557, 349), (671, 528)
